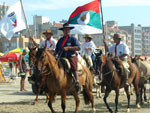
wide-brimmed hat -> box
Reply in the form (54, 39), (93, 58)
(43, 29), (53, 35)
(59, 23), (74, 30)
(84, 34), (93, 39)
(113, 33), (121, 39)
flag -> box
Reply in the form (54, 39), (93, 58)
(68, 0), (102, 34)
(0, 1), (26, 40)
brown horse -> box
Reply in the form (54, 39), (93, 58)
(35, 47), (95, 113)
(28, 47), (49, 105)
(131, 56), (150, 104)
(96, 54), (140, 113)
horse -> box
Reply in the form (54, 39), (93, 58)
(131, 56), (150, 104)
(28, 47), (49, 105)
(35, 47), (95, 113)
(96, 54), (141, 113)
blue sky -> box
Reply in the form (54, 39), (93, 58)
(0, 0), (150, 26)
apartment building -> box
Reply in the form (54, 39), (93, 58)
(142, 27), (150, 56)
(0, 35), (41, 52)
(119, 24), (142, 56)
(0, 3), (8, 19)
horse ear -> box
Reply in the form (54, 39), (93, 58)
(136, 55), (140, 60)
(28, 46), (31, 50)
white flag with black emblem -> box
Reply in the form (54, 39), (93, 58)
(0, 1), (26, 40)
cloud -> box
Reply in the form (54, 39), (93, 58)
(103, 0), (150, 7)
(24, 0), (150, 11)
(1, 0), (150, 11)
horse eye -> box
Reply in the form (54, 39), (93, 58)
(41, 56), (44, 59)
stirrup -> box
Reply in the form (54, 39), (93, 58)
(125, 82), (129, 86)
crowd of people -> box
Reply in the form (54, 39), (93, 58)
(26, 22), (133, 93)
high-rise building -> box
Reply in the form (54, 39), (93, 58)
(142, 26), (150, 56)
(0, 3), (9, 20)
(119, 24), (142, 56)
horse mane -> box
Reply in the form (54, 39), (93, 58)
(36, 48), (59, 76)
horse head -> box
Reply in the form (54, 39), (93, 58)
(35, 47), (48, 74)
(95, 54), (107, 75)
(28, 46), (37, 67)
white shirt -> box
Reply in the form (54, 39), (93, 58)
(40, 37), (57, 50)
(80, 40), (96, 56)
(109, 41), (130, 58)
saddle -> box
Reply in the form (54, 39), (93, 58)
(59, 58), (83, 75)
(110, 57), (124, 76)
(81, 54), (93, 68)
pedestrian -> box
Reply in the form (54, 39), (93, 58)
(103, 33), (130, 86)
(54, 23), (81, 92)
(19, 49), (28, 91)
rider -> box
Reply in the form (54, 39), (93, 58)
(80, 34), (96, 69)
(29, 29), (57, 54)
(29, 29), (57, 82)
(103, 33), (130, 86)
(54, 23), (81, 92)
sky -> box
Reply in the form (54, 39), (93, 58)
(0, 0), (150, 26)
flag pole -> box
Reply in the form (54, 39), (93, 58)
(99, 0), (105, 39)
(19, 0), (32, 45)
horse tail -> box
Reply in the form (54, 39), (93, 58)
(83, 87), (91, 105)
(82, 72), (93, 105)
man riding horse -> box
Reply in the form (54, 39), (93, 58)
(54, 23), (81, 92)
(103, 33), (130, 86)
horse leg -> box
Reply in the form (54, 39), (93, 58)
(148, 78), (150, 103)
(61, 92), (66, 113)
(133, 82), (141, 108)
(103, 87), (112, 113)
(72, 91), (80, 113)
(33, 77), (46, 105)
(45, 91), (49, 103)
(144, 84), (147, 102)
(48, 93), (56, 113)
(140, 84), (144, 105)
(115, 87), (119, 113)
(124, 86), (130, 112)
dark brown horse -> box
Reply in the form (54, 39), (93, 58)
(28, 47), (49, 105)
(96, 54), (140, 113)
(35, 47), (95, 113)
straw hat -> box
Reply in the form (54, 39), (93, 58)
(59, 23), (74, 30)
(84, 34), (93, 39)
(43, 29), (53, 35)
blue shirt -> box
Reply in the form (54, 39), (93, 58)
(56, 36), (80, 57)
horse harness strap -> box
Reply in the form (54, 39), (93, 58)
(102, 70), (115, 77)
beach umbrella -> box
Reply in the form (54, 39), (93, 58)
(0, 52), (4, 56)
(9, 48), (24, 53)
(0, 52), (21, 62)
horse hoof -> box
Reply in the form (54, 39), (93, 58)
(32, 102), (36, 105)
(127, 108), (130, 112)
(137, 104), (141, 109)
(92, 107), (96, 113)
(109, 109), (113, 113)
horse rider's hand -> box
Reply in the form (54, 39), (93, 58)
(63, 47), (69, 51)
(103, 39), (106, 44)
(29, 37), (33, 41)
(85, 47), (92, 51)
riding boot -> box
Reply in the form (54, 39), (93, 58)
(72, 71), (81, 93)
